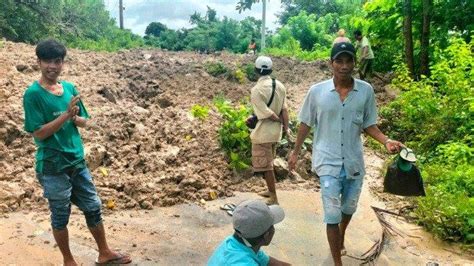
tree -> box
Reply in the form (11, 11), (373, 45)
(403, 0), (415, 78)
(190, 11), (203, 25)
(206, 6), (217, 22)
(420, 0), (432, 77)
(145, 22), (167, 37)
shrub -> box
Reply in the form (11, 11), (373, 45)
(381, 37), (474, 243)
(190, 104), (210, 120)
(243, 64), (258, 82)
(213, 96), (252, 171)
(204, 61), (229, 77)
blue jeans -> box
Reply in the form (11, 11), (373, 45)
(320, 167), (363, 224)
(36, 167), (102, 230)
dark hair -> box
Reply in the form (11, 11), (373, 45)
(354, 30), (362, 37)
(251, 39), (255, 43)
(36, 39), (67, 60)
(254, 67), (272, 76)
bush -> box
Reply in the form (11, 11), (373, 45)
(204, 61), (229, 77)
(243, 64), (258, 82)
(213, 96), (252, 171)
(415, 164), (474, 243)
(381, 37), (474, 243)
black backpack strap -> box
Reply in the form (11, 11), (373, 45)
(267, 78), (276, 107)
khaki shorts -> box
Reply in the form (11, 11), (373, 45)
(252, 143), (277, 172)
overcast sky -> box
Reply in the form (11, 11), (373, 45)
(104, 0), (283, 36)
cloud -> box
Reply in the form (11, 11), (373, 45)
(104, 0), (282, 36)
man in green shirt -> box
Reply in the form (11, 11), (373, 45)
(23, 39), (131, 266)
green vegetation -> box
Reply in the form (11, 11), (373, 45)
(0, 0), (143, 51)
(190, 104), (210, 120)
(380, 38), (473, 243)
(144, 7), (261, 54)
(204, 61), (229, 77)
(213, 97), (252, 171)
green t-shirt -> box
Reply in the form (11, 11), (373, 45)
(23, 81), (90, 174)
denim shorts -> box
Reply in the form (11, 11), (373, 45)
(320, 167), (363, 224)
(36, 167), (102, 230)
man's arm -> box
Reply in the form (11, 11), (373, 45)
(33, 112), (72, 140)
(281, 107), (289, 135)
(364, 125), (403, 153)
(72, 116), (88, 128)
(360, 46), (368, 60)
(269, 256), (291, 266)
(33, 96), (80, 140)
(251, 89), (277, 119)
(288, 122), (311, 171)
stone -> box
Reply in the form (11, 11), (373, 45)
(85, 144), (107, 171)
(15, 64), (29, 72)
(274, 158), (289, 180)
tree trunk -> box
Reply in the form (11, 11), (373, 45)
(420, 0), (432, 77)
(403, 0), (415, 79)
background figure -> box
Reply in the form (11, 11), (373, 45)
(248, 39), (257, 55)
(333, 29), (351, 45)
(354, 30), (375, 80)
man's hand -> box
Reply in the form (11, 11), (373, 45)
(288, 150), (299, 172)
(385, 139), (403, 154)
(67, 96), (81, 118)
(269, 113), (281, 122)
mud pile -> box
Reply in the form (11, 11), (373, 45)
(0, 41), (337, 213)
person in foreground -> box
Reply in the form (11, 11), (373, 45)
(288, 42), (402, 266)
(22, 39), (131, 265)
(208, 200), (291, 266)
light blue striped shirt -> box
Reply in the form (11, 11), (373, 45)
(298, 78), (378, 179)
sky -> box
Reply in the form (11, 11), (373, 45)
(104, 0), (283, 36)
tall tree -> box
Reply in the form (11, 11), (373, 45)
(145, 22), (167, 37)
(206, 6), (217, 22)
(403, 0), (415, 78)
(420, 0), (432, 77)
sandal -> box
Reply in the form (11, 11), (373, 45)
(95, 253), (132, 265)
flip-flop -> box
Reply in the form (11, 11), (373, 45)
(220, 203), (236, 211)
(226, 209), (234, 216)
(95, 253), (132, 265)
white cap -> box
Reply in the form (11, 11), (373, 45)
(233, 200), (285, 238)
(255, 56), (273, 72)
(400, 147), (417, 162)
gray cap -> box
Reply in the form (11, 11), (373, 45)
(233, 200), (285, 238)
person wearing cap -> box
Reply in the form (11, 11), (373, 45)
(207, 200), (290, 266)
(353, 30), (374, 80)
(288, 42), (403, 266)
(250, 56), (289, 205)
(333, 29), (351, 46)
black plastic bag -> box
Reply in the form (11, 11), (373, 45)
(383, 159), (426, 196)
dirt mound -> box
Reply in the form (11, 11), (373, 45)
(0, 41), (337, 213)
